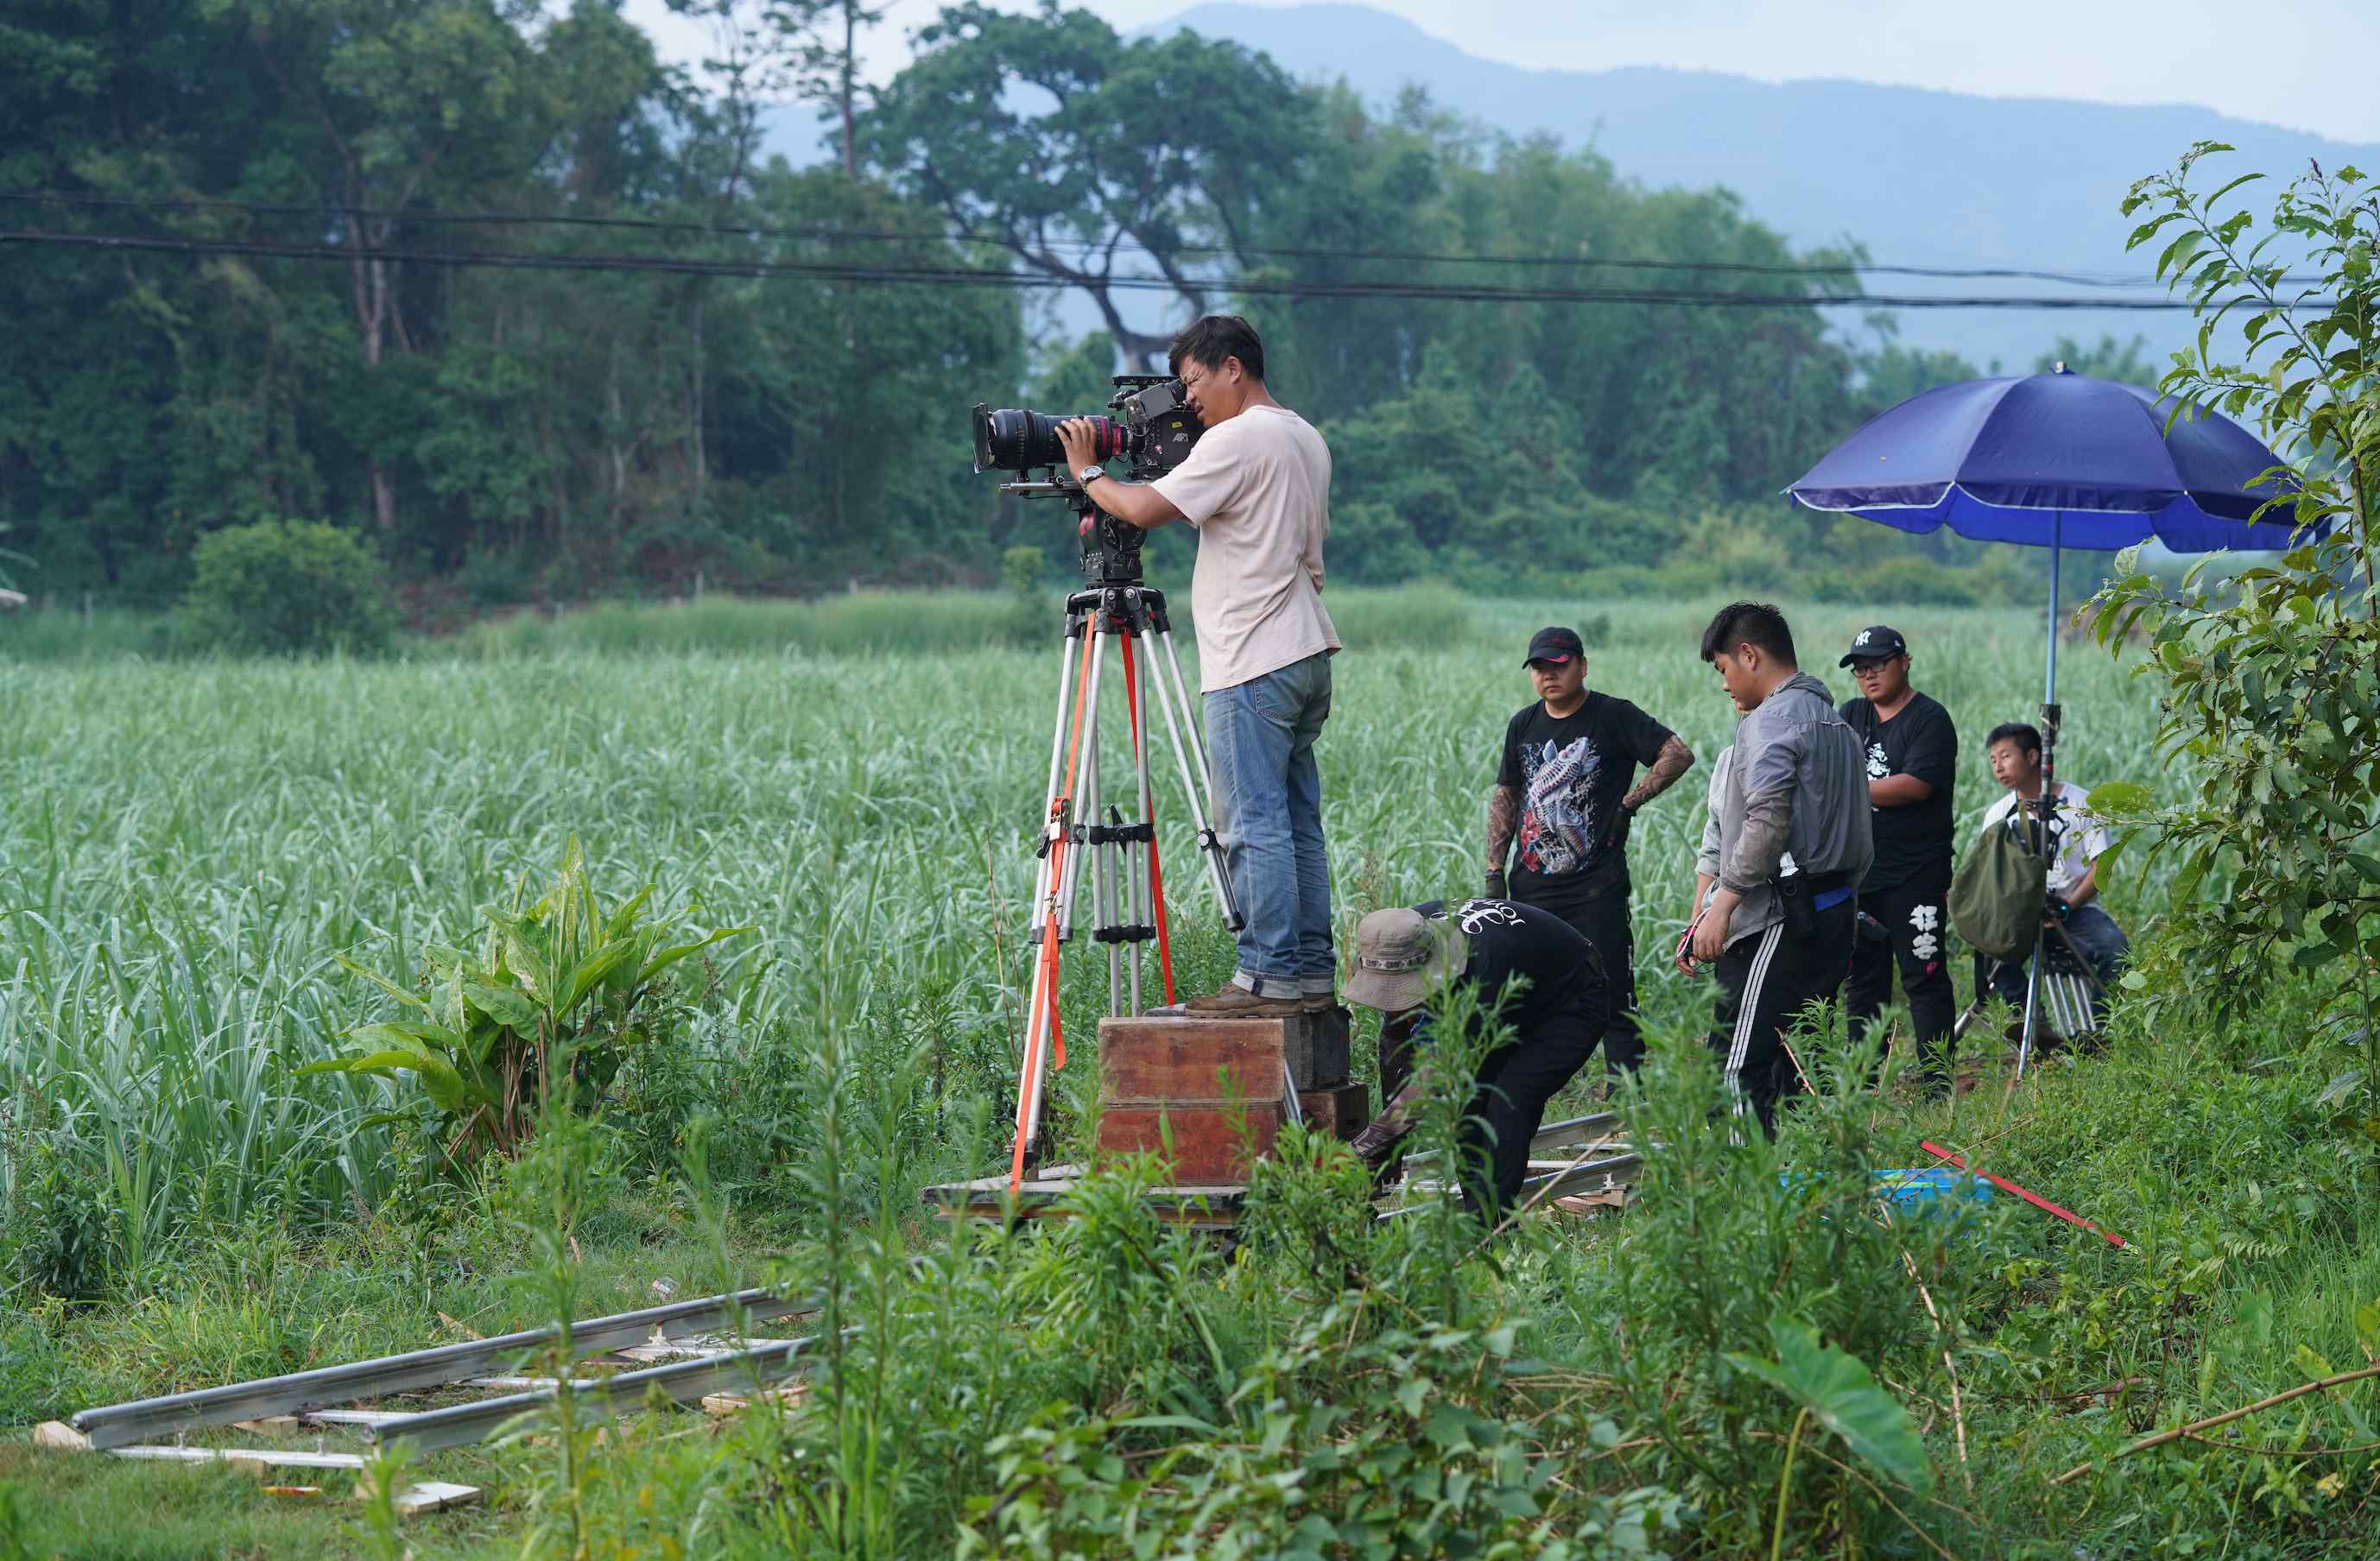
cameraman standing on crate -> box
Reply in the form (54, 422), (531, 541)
(1054, 316), (1341, 1017)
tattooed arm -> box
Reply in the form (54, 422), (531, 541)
(1485, 785), (1520, 894)
(1621, 735), (1697, 813)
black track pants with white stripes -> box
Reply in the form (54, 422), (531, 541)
(1707, 903), (1858, 1135)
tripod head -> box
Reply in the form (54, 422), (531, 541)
(999, 473), (1150, 586)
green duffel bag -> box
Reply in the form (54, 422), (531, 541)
(1949, 817), (2048, 961)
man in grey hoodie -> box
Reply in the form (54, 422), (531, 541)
(1682, 603), (1874, 1133)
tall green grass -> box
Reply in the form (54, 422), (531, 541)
(0, 601), (2165, 1296)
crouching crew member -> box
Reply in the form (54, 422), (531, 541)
(1485, 626), (1693, 1078)
(1980, 723), (2130, 1029)
(1836, 626), (1959, 1089)
(1684, 603), (1873, 1134)
(1341, 898), (1611, 1217)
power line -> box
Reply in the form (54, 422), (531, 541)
(0, 187), (2326, 291)
(8, 226), (2323, 312)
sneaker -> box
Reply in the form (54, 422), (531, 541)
(1180, 983), (1306, 1018)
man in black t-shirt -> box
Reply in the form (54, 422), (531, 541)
(1836, 625), (1958, 1090)
(1341, 898), (1611, 1216)
(1485, 626), (1694, 1077)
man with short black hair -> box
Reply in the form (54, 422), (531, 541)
(1980, 723), (2129, 1028)
(1836, 626), (1959, 1089)
(1486, 625), (1694, 1076)
(1685, 602), (1873, 1133)
(1056, 315), (1339, 1016)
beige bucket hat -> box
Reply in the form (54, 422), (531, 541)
(1342, 907), (1469, 1013)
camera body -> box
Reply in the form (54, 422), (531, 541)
(972, 376), (1206, 585)
(972, 375), (1205, 482)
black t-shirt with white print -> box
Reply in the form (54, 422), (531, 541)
(1838, 692), (1956, 891)
(1497, 692), (1674, 913)
(1413, 898), (1603, 1035)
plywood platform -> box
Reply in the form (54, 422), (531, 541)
(921, 1163), (1248, 1228)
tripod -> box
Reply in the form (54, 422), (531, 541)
(1006, 490), (1260, 1187)
(2015, 700), (2064, 1078)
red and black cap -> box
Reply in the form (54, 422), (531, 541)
(1523, 626), (1586, 667)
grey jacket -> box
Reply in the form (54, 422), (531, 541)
(1711, 672), (1874, 948)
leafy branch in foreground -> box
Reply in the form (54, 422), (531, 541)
(2092, 143), (2380, 1151)
(305, 837), (752, 1160)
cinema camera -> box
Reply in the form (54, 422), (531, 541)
(972, 376), (1203, 585)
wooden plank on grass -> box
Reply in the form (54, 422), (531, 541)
(389, 1481), (482, 1517)
(701, 1382), (811, 1417)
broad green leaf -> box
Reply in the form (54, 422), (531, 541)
(2298, 1344), (2338, 1381)
(461, 979), (542, 1030)
(2087, 781), (2152, 814)
(2318, 1069), (2366, 1109)
(604, 882), (656, 940)
(634, 926), (756, 987)
(505, 932), (551, 1000)
(558, 940), (641, 1017)
(344, 1020), (465, 1056)
(335, 952), (428, 1012)
(1727, 1317), (1932, 1494)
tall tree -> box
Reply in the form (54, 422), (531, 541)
(209, 0), (542, 531)
(864, 2), (1313, 369)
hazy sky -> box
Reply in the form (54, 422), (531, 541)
(622, 0), (2380, 144)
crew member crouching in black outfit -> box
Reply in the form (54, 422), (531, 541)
(1341, 898), (1611, 1217)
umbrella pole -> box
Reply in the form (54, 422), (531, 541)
(2017, 515), (2063, 1079)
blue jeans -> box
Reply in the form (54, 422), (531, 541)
(1204, 653), (1334, 995)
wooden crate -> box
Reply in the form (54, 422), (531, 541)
(1095, 1016), (1284, 1183)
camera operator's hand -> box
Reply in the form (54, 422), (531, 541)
(1055, 418), (1107, 478)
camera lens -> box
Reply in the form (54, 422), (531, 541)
(971, 406), (1124, 472)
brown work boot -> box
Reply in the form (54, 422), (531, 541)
(1297, 990), (1339, 1014)
(1180, 982), (1306, 1018)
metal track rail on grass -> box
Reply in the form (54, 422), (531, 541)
(1374, 1148), (1645, 1221)
(367, 1332), (840, 1453)
(69, 1287), (816, 1450)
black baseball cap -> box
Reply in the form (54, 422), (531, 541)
(1839, 625), (1908, 667)
(1523, 626), (1586, 666)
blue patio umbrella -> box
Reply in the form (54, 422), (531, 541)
(1785, 363), (2303, 1071)
(1788, 364), (2302, 705)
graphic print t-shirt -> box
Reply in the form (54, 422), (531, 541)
(1839, 692), (1956, 892)
(1412, 898), (1602, 1034)
(1497, 693), (1674, 913)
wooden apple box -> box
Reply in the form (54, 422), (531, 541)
(1093, 1010), (1368, 1184)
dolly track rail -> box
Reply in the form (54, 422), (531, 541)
(367, 1332), (843, 1453)
(69, 1287), (816, 1450)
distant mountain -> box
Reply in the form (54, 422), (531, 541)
(1145, 3), (2380, 372)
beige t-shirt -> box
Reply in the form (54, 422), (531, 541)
(1150, 403), (1340, 692)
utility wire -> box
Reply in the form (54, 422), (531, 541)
(0, 187), (2328, 290)
(7, 226), (2323, 311)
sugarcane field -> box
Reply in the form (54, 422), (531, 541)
(5, 2), (2380, 1557)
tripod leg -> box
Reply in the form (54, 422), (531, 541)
(1147, 628), (1246, 932)
(1121, 635), (1153, 1014)
(1027, 624), (1080, 948)
(1014, 625), (1099, 1187)
(2016, 925), (2045, 1078)
(1059, 621), (1107, 943)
